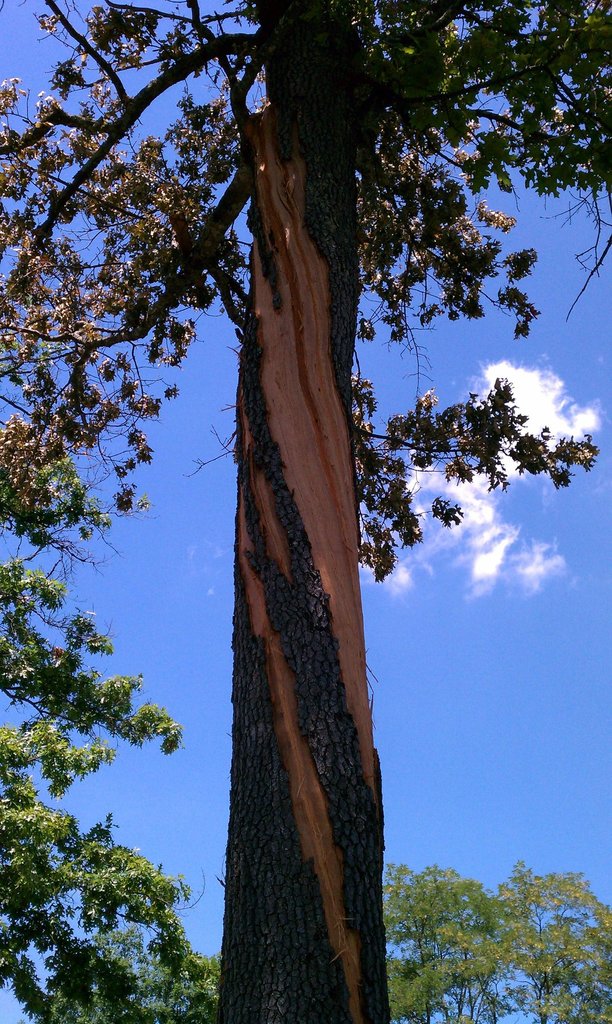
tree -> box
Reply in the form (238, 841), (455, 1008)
(33, 927), (220, 1024)
(0, 2), (609, 1021)
(384, 865), (509, 1024)
(0, 438), (191, 1016)
(499, 863), (612, 1024)
(383, 864), (612, 1024)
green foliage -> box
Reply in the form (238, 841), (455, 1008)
(0, 3), (609, 1012)
(0, 0), (604, 582)
(500, 862), (612, 1024)
(384, 862), (612, 1024)
(0, 477), (186, 1018)
(1, 801), (189, 1020)
(0, 560), (181, 755)
(29, 927), (220, 1024)
(384, 865), (510, 1024)
(355, 0), (610, 353)
(354, 377), (597, 580)
(359, 1), (611, 196)
(0, 551), (188, 1020)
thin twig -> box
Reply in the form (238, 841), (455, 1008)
(34, 33), (256, 241)
(45, 0), (129, 103)
(566, 230), (612, 320)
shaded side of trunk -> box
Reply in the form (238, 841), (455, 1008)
(218, 20), (389, 1024)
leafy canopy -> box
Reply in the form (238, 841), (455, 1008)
(29, 927), (220, 1024)
(0, 0), (609, 1013)
(384, 862), (612, 1024)
(0, 0), (608, 572)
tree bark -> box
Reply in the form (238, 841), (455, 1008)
(218, 19), (389, 1024)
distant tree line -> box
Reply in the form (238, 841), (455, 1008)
(384, 862), (611, 1024)
(25, 927), (220, 1024)
(17, 862), (610, 1024)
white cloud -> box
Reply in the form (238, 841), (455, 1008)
(476, 360), (601, 439)
(455, 483), (568, 596)
(510, 541), (566, 594)
(385, 561), (414, 596)
(471, 528), (519, 593)
(383, 362), (599, 598)
(185, 540), (228, 582)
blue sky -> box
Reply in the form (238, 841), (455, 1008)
(1, 6), (611, 1021)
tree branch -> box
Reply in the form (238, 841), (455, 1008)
(566, 230), (612, 320)
(185, 0), (205, 42)
(405, 2), (469, 38)
(33, 33), (258, 242)
(0, 109), (101, 156)
(196, 160), (253, 255)
(104, 0), (185, 18)
(45, 0), (129, 103)
(467, 107), (547, 140)
(169, 161), (252, 324)
(546, 68), (610, 135)
(104, 0), (244, 28)
(357, 57), (557, 117)
(206, 264), (247, 326)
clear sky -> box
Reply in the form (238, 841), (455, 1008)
(1, 6), (611, 1022)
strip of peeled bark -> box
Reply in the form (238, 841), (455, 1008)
(218, 34), (389, 1021)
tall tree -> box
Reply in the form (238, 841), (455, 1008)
(499, 863), (612, 1024)
(0, 2), (609, 1021)
(37, 927), (220, 1024)
(383, 863), (612, 1024)
(384, 865), (508, 1024)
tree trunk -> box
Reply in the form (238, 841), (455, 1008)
(218, 18), (389, 1024)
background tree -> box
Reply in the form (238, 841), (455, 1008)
(0, 463), (190, 1018)
(0, 1), (609, 1021)
(26, 927), (220, 1024)
(383, 864), (612, 1024)
(499, 863), (612, 1024)
(384, 865), (509, 1024)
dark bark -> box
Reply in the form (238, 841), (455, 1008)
(219, 15), (389, 1023)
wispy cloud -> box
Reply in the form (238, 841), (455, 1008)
(385, 561), (414, 596)
(511, 540), (566, 595)
(383, 362), (601, 598)
(477, 360), (601, 437)
(447, 477), (567, 597)
(185, 540), (228, 583)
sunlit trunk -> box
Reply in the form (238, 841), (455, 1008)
(218, 18), (389, 1024)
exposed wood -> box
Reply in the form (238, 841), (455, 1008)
(234, 106), (379, 1024)
(248, 108), (377, 799)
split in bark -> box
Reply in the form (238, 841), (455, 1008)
(219, 103), (388, 1024)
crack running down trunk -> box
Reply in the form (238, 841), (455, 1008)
(219, 19), (389, 1023)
